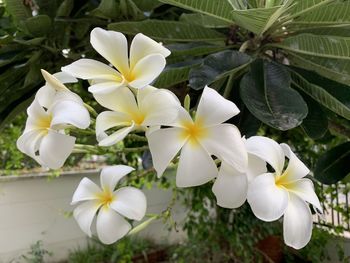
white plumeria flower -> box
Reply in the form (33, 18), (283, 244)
(212, 152), (266, 209)
(61, 27), (170, 96)
(71, 165), (147, 244)
(246, 136), (322, 249)
(147, 86), (247, 187)
(96, 85), (181, 146)
(36, 70), (78, 108)
(17, 71), (90, 169)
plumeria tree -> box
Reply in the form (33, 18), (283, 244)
(1, 0), (349, 260)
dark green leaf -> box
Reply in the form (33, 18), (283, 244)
(238, 107), (261, 138)
(22, 15), (52, 37)
(56, 0), (74, 17)
(108, 20), (226, 42)
(240, 60), (308, 130)
(189, 50), (251, 90)
(300, 94), (328, 139)
(180, 13), (231, 28)
(315, 142), (350, 184)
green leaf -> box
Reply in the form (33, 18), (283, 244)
(294, 26), (350, 37)
(167, 42), (229, 63)
(238, 107), (261, 138)
(292, 1), (350, 26)
(180, 13), (232, 28)
(159, 0), (235, 22)
(4, 0), (32, 26)
(290, 69), (350, 120)
(240, 60), (308, 130)
(270, 34), (350, 60)
(90, 0), (119, 19)
(315, 142), (350, 184)
(108, 20), (226, 42)
(301, 94), (328, 140)
(22, 15), (52, 37)
(287, 52), (350, 86)
(153, 59), (202, 88)
(231, 6), (281, 34)
(56, 0), (74, 17)
(133, 0), (162, 11)
(189, 50), (251, 90)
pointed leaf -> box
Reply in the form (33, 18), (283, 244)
(240, 60), (308, 130)
(315, 142), (350, 184)
(180, 13), (232, 28)
(108, 20), (226, 42)
(189, 50), (251, 90)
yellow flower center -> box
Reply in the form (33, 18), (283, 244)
(123, 71), (136, 83)
(97, 190), (115, 208)
(132, 112), (145, 126)
(36, 114), (52, 134)
(180, 120), (207, 146)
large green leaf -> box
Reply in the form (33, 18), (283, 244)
(290, 69), (350, 120)
(180, 13), (231, 28)
(287, 52), (350, 85)
(291, 1), (350, 26)
(159, 0), (235, 22)
(300, 94), (328, 140)
(189, 50), (252, 90)
(270, 34), (350, 60)
(22, 15), (52, 37)
(294, 26), (350, 37)
(240, 60), (308, 130)
(232, 6), (281, 34)
(4, 0), (31, 26)
(167, 42), (229, 63)
(315, 142), (350, 185)
(153, 59), (202, 88)
(108, 20), (225, 42)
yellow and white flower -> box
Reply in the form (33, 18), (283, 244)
(16, 70), (90, 169)
(246, 136), (322, 249)
(147, 86), (247, 187)
(96, 85), (180, 146)
(71, 165), (147, 244)
(61, 27), (170, 96)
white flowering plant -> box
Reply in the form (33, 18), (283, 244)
(1, 0), (349, 260)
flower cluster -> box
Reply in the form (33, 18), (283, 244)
(17, 27), (321, 248)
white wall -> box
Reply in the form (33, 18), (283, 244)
(0, 170), (186, 262)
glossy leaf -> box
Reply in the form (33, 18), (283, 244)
(189, 50), (251, 90)
(315, 142), (350, 185)
(240, 60), (308, 130)
(290, 69), (350, 120)
(108, 20), (226, 42)
(154, 59), (202, 88)
(159, 0), (235, 22)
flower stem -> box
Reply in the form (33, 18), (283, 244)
(83, 103), (98, 118)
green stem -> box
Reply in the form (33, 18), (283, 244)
(126, 133), (148, 142)
(223, 74), (235, 99)
(83, 103), (98, 118)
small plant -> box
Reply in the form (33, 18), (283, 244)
(21, 241), (52, 263)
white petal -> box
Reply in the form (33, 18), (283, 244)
(100, 165), (135, 192)
(50, 100), (90, 129)
(96, 111), (132, 141)
(280, 143), (310, 182)
(247, 173), (288, 221)
(147, 127), (187, 177)
(246, 136), (285, 175)
(140, 89), (181, 126)
(93, 86), (139, 113)
(212, 162), (248, 209)
(111, 187), (147, 221)
(283, 193), (313, 249)
(130, 33), (170, 69)
(39, 130), (75, 169)
(88, 81), (124, 95)
(73, 200), (100, 237)
(71, 177), (101, 205)
(52, 90), (84, 105)
(90, 27), (129, 76)
(136, 85), (157, 103)
(195, 86), (240, 127)
(35, 84), (56, 109)
(200, 124), (247, 173)
(96, 208), (131, 244)
(286, 179), (322, 213)
(171, 107), (194, 128)
(53, 71), (78, 83)
(247, 153), (267, 182)
(128, 54), (166, 89)
(98, 124), (135, 146)
(16, 129), (45, 159)
(61, 59), (121, 81)
(27, 99), (48, 120)
(176, 141), (217, 187)
(41, 69), (69, 92)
